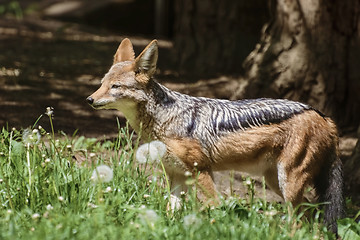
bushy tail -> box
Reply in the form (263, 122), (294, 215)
(318, 154), (345, 234)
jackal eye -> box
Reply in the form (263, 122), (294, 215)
(111, 84), (121, 89)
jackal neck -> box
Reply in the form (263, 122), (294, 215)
(147, 79), (175, 105)
(128, 79), (179, 140)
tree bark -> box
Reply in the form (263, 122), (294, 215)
(344, 128), (360, 201)
(173, 0), (269, 75)
(232, 0), (360, 130)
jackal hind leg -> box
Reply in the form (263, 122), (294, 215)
(264, 168), (283, 198)
(277, 150), (318, 225)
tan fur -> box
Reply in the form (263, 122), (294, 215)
(113, 38), (135, 64)
(197, 170), (217, 201)
(165, 138), (210, 170)
(135, 72), (151, 85)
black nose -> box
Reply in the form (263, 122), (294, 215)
(86, 96), (94, 105)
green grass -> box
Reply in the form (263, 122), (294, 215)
(0, 116), (359, 240)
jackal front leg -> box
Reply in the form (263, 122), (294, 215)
(163, 137), (217, 210)
(167, 169), (218, 211)
(196, 169), (219, 207)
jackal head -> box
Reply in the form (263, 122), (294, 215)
(86, 38), (158, 113)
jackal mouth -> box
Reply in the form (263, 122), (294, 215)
(90, 103), (105, 109)
(90, 101), (111, 110)
(86, 96), (108, 109)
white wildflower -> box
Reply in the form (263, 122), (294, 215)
(87, 202), (98, 209)
(43, 211), (49, 218)
(58, 196), (64, 202)
(91, 165), (114, 183)
(194, 162), (198, 167)
(184, 171), (192, 177)
(183, 213), (202, 229)
(313, 235), (320, 240)
(105, 186), (112, 193)
(138, 209), (159, 225)
(135, 143), (150, 164)
(151, 176), (157, 183)
(46, 204), (53, 211)
(32, 213), (40, 220)
(265, 210), (278, 217)
(135, 141), (167, 164)
(22, 128), (41, 146)
(45, 107), (54, 117)
(245, 179), (252, 186)
(45, 158), (51, 163)
(89, 153), (96, 158)
(148, 140), (167, 160)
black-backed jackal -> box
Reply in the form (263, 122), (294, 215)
(87, 38), (344, 233)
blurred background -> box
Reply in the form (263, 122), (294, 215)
(0, 0), (359, 199)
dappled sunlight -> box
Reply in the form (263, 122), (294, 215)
(0, 17), (173, 47)
(0, 17), (235, 138)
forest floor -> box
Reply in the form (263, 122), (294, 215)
(0, 17), (358, 203)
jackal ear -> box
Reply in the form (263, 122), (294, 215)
(113, 38), (135, 64)
(134, 40), (158, 78)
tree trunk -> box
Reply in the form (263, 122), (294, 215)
(173, 0), (269, 76)
(232, 0), (360, 130)
(344, 127), (360, 201)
